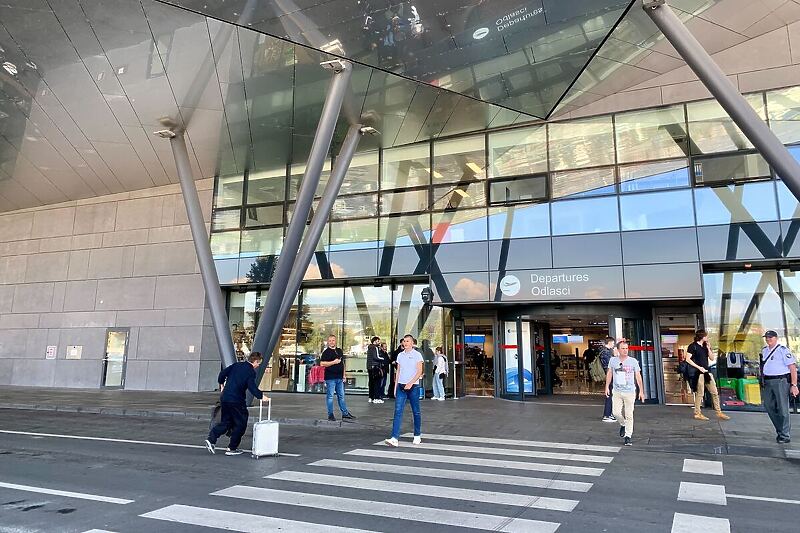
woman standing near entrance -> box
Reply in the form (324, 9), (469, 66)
(433, 347), (448, 400)
(686, 330), (730, 421)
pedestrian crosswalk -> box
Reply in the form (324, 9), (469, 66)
(138, 432), (622, 532)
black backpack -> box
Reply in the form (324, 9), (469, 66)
(676, 360), (692, 382)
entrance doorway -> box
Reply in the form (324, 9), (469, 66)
(102, 329), (129, 388)
(463, 317), (495, 396)
(656, 314), (699, 404)
(540, 315), (609, 396)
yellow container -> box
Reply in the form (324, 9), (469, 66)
(743, 382), (762, 405)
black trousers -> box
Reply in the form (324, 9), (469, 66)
(368, 366), (384, 400)
(388, 364), (397, 398)
(208, 401), (249, 450)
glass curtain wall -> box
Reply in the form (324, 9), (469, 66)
(228, 283), (446, 395)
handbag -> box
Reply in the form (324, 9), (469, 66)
(438, 372), (446, 380)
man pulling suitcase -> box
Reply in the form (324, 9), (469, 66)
(205, 352), (266, 456)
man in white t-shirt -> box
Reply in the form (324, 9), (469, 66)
(385, 334), (424, 447)
(604, 341), (645, 447)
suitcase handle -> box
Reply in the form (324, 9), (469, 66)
(259, 397), (271, 422)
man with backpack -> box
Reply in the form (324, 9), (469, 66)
(598, 337), (616, 422)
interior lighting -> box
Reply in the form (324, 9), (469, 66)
(466, 162), (483, 175)
(744, 263), (752, 269)
(453, 189), (470, 198)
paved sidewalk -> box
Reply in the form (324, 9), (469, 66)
(0, 386), (796, 459)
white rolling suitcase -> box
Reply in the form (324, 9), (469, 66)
(251, 398), (279, 458)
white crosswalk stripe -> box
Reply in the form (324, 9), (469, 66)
(138, 433), (623, 532)
(212, 485), (562, 533)
(309, 458), (594, 492)
(374, 440), (614, 463)
(346, 448), (606, 476)
(266, 470), (580, 511)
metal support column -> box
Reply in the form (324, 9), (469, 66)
(263, 124), (368, 357)
(161, 132), (236, 368)
(251, 60), (353, 361)
(643, 0), (800, 202)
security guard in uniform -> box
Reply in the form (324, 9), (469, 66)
(760, 330), (799, 443)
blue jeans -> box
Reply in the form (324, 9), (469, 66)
(391, 384), (421, 439)
(325, 378), (350, 416)
(432, 373), (445, 399)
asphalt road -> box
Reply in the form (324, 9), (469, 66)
(0, 407), (798, 533)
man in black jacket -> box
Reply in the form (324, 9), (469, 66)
(205, 352), (265, 456)
(599, 337), (616, 422)
(367, 336), (385, 404)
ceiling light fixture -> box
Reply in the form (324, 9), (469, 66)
(466, 162), (483, 174)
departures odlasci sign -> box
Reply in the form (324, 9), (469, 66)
(491, 266), (625, 302)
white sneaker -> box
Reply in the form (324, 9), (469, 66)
(368, 398), (372, 403)
(437, 397), (445, 401)
(413, 435), (422, 445)
(375, 399), (382, 404)
(385, 437), (399, 447)
(203, 439), (215, 454)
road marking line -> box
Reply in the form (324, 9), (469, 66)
(0, 481), (133, 505)
(267, 470), (579, 512)
(401, 433), (620, 453)
(345, 449), (604, 476)
(374, 441), (613, 463)
(671, 512), (730, 533)
(728, 494), (800, 505)
(677, 482), (727, 506)
(213, 485), (561, 533)
(310, 459), (593, 492)
(141, 504), (374, 532)
(683, 459), (723, 476)
(81, 530), (119, 533)
(0, 429), (299, 457)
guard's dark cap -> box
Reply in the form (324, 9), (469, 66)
(763, 330), (778, 338)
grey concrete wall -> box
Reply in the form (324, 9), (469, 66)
(0, 179), (220, 391)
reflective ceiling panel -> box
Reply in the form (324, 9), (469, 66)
(155, 0), (632, 117)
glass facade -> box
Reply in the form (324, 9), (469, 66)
(213, 84), (800, 403)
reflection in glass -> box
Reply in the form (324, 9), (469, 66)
(212, 209), (241, 231)
(488, 204), (550, 240)
(694, 181), (778, 225)
(329, 219), (379, 251)
(551, 196), (619, 235)
(693, 152), (771, 186)
(778, 271), (800, 360)
(620, 189), (694, 231)
(432, 135), (486, 184)
(211, 231), (240, 258)
(619, 159), (690, 193)
(380, 188), (429, 215)
(431, 209), (488, 244)
(245, 205), (283, 227)
(488, 125), (547, 178)
(215, 174), (244, 207)
(777, 180), (800, 220)
(432, 182), (486, 210)
(289, 159), (332, 199)
(548, 116), (615, 171)
(298, 287), (345, 391)
(489, 175), (547, 204)
(393, 283), (444, 361)
(551, 167), (616, 198)
(382, 144), (430, 190)
(240, 227), (283, 256)
(331, 194), (378, 220)
(615, 106), (687, 164)
(703, 271), (784, 387)
(342, 151), (379, 195)
(247, 168), (286, 205)
(379, 214), (430, 247)
(767, 87), (800, 144)
(343, 286), (393, 392)
(687, 94), (765, 154)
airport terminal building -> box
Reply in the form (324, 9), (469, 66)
(2, 0), (800, 410)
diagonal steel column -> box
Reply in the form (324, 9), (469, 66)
(160, 132), (236, 368)
(251, 60), (353, 360)
(263, 124), (368, 357)
(643, 0), (800, 202)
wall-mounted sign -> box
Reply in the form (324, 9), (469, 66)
(45, 346), (57, 360)
(66, 345), (82, 360)
(491, 267), (625, 302)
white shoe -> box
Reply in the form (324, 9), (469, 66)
(368, 398), (372, 403)
(385, 437), (399, 447)
(377, 399), (384, 404)
(204, 439), (215, 454)
(437, 397), (445, 401)
(413, 436), (422, 445)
